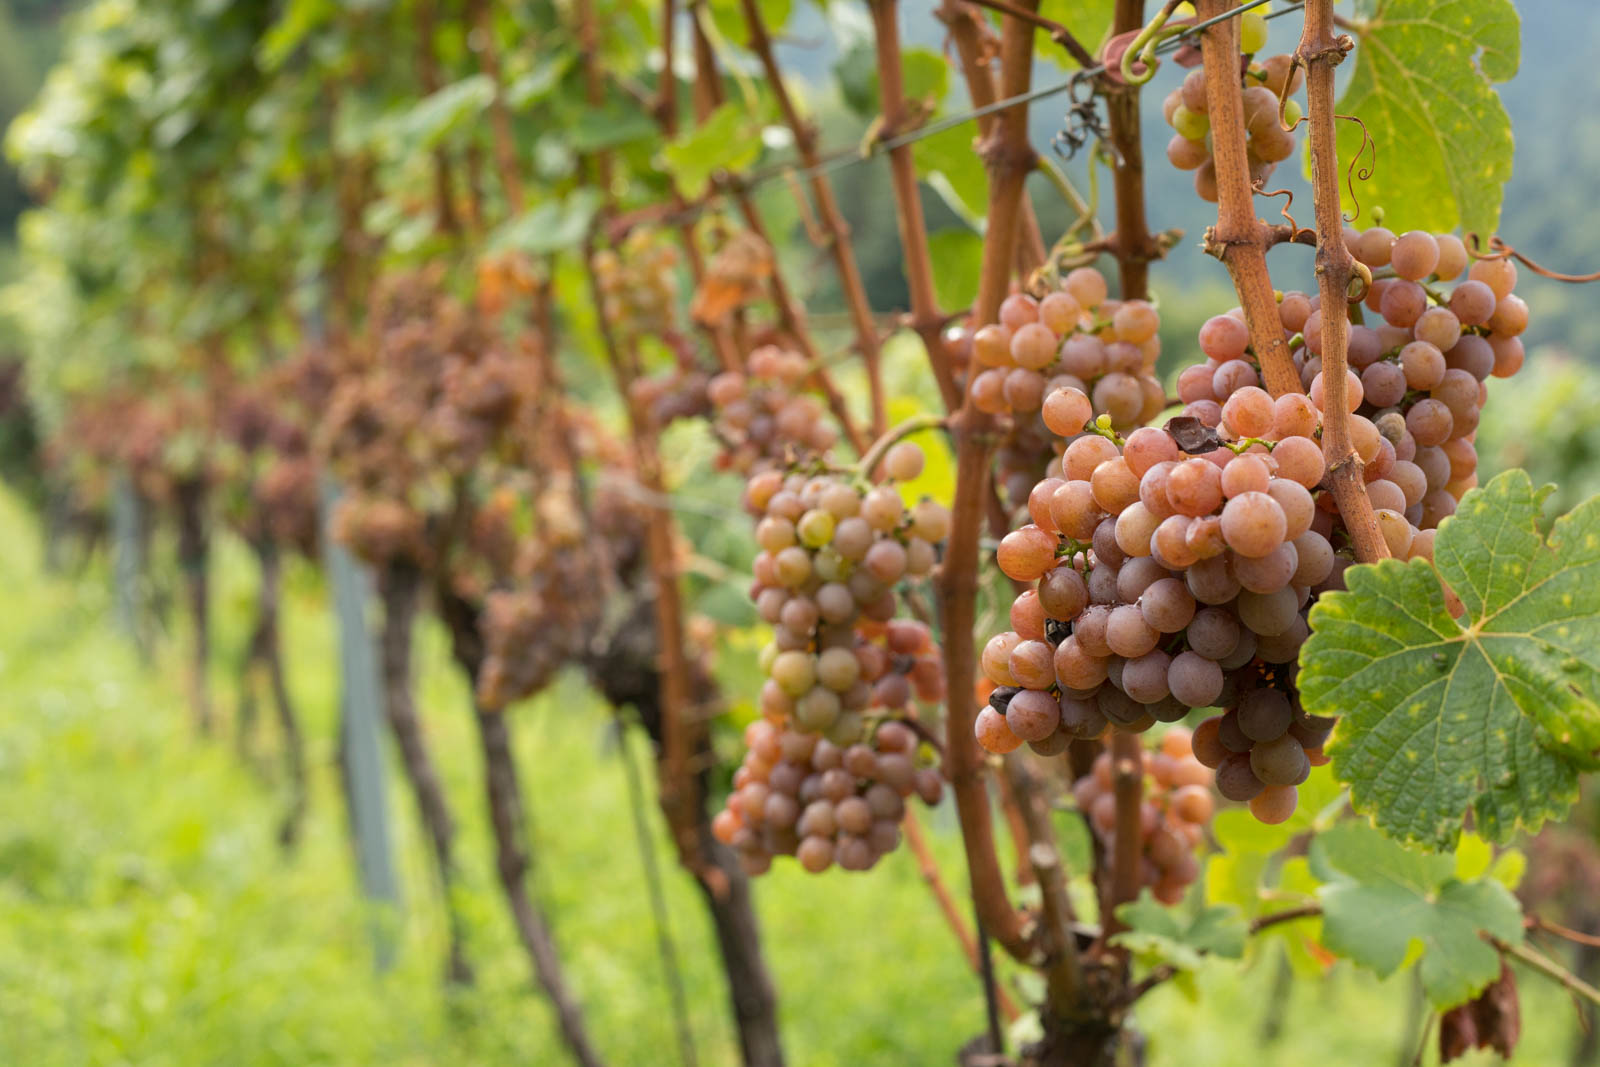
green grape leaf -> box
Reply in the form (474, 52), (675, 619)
(1035, 0), (1113, 70)
(1301, 470), (1600, 850)
(1112, 892), (1247, 972)
(1311, 823), (1523, 1009)
(1334, 0), (1520, 234)
(489, 190), (602, 254)
(926, 229), (983, 312)
(832, 42), (878, 118)
(397, 76), (494, 151)
(659, 102), (764, 198)
(913, 124), (988, 221)
(902, 48), (950, 107)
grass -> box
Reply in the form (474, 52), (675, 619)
(0, 482), (1589, 1066)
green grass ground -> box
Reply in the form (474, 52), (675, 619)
(0, 484), (1588, 1066)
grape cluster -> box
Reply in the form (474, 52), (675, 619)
(714, 719), (944, 874)
(966, 267), (1167, 433)
(1189, 664), (1330, 825)
(736, 445), (951, 874)
(593, 229), (680, 342)
(1162, 37), (1305, 201)
(704, 345), (838, 473)
(748, 445), (949, 746)
(1072, 727), (1215, 903)
(975, 380), (1341, 817)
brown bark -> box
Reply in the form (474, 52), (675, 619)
(1196, 0), (1301, 398)
(174, 478), (214, 737)
(1104, 0), (1157, 300)
(739, 0), (888, 436)
(253, 538), (308, 850)
(870, 0), (961, 413)
(434, 587), (607, 1067)
(377, 563), (474, 986)
(467, 0), (525, 213)
(1296, 0), (1388, 563)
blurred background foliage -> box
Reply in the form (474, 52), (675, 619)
(2, 0), (1600, 1065)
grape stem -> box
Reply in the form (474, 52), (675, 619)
(739, 0), (889, 438)
(1296, 0), (1390, 563)
(1105, 730), (1146, 938)
(1120, 904), (1324, 1005)
(1492, 936), (1600, 1010)
(687, 15), (870, 454)
(936, 0), (1050, 277)
(1195, 0), (1301, 398)
(854, 413), (950, 478)
(938, 0), (1048, 969)
(1101, 0), (1164, 300)
(869, 0), (962, 413)
(1005, 756), (1088, 1011)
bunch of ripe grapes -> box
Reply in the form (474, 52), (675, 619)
(1162, 18), (1304, 200)
(731, 442), (951, 873)
(593, 229), (681, 342)
(1072, 727), (1215, 903)
(966, 266), (1167, 433)
(704, 345), (838, 473)
(714, 719), (944, 874)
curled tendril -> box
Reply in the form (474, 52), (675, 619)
(1256, 185), (1313, 242)
(1275, 57), (1307, 133)
(1336, 113), (1376, 223)
(1463, 233), (1600, 283)
(1347, 260), (1373, 304)
(1051, 73), (1108, 161)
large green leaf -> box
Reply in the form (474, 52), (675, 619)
(660, 102), (764, 198)
(1301, 470), (1600, 851)
(397, 76), (494, 151)
(913, 123), (988, 221)
(1035, 0), (1113, 70)
(1334, 0), (1520, 234)
(926, 229), (983, 313)
(490, 190), (602, 255)
(1112, 891), (1247, 973)
(1311, 823), (1523, 1009)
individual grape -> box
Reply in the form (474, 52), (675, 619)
(1124, 427), (1181, 477)
(1038, 291), (1082, 333)
(1114, 502), (1161, 558)
(981, 631), (1021, 686)
(1240, 9), (1269, 51)
(1310, 368), (1364, 413)
(1168, 651), (1224, 708)
(1172, 105), (1209, 141)
(999, 293), (1040, 330)
(1406, 398), (1454, 447)
(1469, 256), (1518, 299)
(1220, 454), (1271, 498)
(1008, 639), (1057, 690)
(1375, 509), (1415, 557)
(1064, 434), (1122, 481)
(1361, 360), (1407, 408)
(1106, 603), (1161, 658)
(1291, 531), (1335, 586)
(1400, 341), (1446, 390)
(1237, 688), (1292, 742)
(997, 525), (1058, 581)
(1490, 335), (1525, 378)
(1433, 233), (1469, 280)
(882, 442), (925, 481)
(975, 705), (1023, 753)
(1445, 334), (1495, 381)
(1114, 300), (1160, 343)
(1249, 785), (1298, 824)
(1191, 717), (1228, 768)
(1005, 688), (1060, 742)
(1236, 587), (1299, 636)
(1059, 694), (1109, 738)
(1249, 733), (1311, 786)
(1122, 650), (1173, 703)
(1353, 227), (1395, 267)
(1233, 540), (1298, 593)
(1152, 515), (1200, 568)
(1272, 435), (1325, 489)
(1038, 565), (1089, 620)
(1042, 386), (1093, 436)
(861, 487), (904, 531)
(1009, 323), (1059, 371)
(1138, 462), (1180, 520)
(1064, 267), (1110, 308)
(1186, 553), (1240, 604)
(1488, 294), (1529, 337)
(1140, 577), (1197, 633)
(1448, 280), (1496, 325)
(1222, 386), (1274, 438)
(1216, 752), (1266, 802)
(1220, 491), (1287, 558)
(1094, 373), (1147, 428)
(797, 835), (835, 872)
(1167, 133), (1209, 171)
(1390, 231), (1441, 281)
(1267, 479), (1314, 540)
(1116, 556), (1170, 602)
(911, 499), (951, 542)
(1199, 314), (1251, 361)
(1054, 636), (1109, 690)
(1091, 456), (1142, 513)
